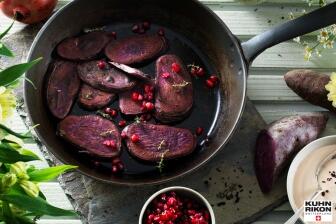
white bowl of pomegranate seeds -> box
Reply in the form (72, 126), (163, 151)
(139, 186), (215, 224)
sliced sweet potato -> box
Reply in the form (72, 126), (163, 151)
(154, 54), (193, 123)
(255, 113), (328, 193)
(77, 60), (136, 92)
(46, 60), (80, 119)
(58, 115), (121, 158)
(123, 123), (196, 162)
(57, 31), (110, 61)
(78, 84), (116, 110)
(105, 34), (166, 65)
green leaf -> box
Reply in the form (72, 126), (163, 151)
(0, 21), (14, 40)
(0, 144), (39, 163)
(1, 193), (76, 216)
(0, 57), (42, 87)
(28, 165), (77, 182)
(0, 43), (14, 57)
(0, 123), (32, 139)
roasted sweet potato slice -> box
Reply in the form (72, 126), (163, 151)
(57, 31), (110, 61)
(77, 60), (136, 92)
(255, 113), (328, 193)
(46, 60), (80, 119)
(78, 84), (116, 110)
(58, 115), (121, 158)
(154, 54), (193, 123)
(123, 123), (196, 162)
(105, 34), (166, 65)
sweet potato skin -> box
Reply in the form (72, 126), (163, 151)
(284, 69), (335, 112)
(255, 113), (328, 193)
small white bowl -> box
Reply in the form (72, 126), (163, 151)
(287, 135), (336, 222)
(139, 186), (216, 224)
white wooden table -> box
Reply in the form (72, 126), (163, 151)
(2, 0), (336, 223)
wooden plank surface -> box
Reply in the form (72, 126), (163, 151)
(2, 0), (336, 223)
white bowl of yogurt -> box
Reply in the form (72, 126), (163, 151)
(287, 135), (336, 223)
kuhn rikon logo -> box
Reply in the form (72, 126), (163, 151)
(304, 201), (332, 222)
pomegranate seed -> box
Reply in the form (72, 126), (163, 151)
(196, 127), (204, 136)
(131, 134), (140, 143)
(209, 75), (219, 84)
(103, 140), (111, 146)
(104, 107), (112, 114)
(132, 24), (140, 33)
(110, 109), (118, 117)
(196, 67), (205, 76)
(121, 131), (127, 139)
(97, 61), (106, 69)
(145, 102), (154, 111)
(118, 120), (126, 127)
(137, 94), (143, 101)
(205, 79), (215, 88)
(157, 28), (165, 36)
(143, 21), (151, 30)
(161, 72), (170, 78)
(190, 67), (198, 76)
(112, 165), (118, 173)
(171, 63), (181, 73)
(131, 92), (139, 101)
(144, 85), (153, 93)
(111, 31), (117, 39)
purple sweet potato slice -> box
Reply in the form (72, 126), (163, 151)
(119, 81), (154, 115)
(78, 84), (116, 110)
(105, 34), (166, 65)
(46, 60), (80, 119)
(77, 60), (136, 92)
(154, 54), (193, 123)
(57, 31), (110, 61)
(58, 115), (121, 158)
(109, 61), (153, 81)
(255, 113), (328, 193)
(123, 123), (196, 162)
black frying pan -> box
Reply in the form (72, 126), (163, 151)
(24, 0), (336, 185)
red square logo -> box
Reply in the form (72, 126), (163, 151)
(316, 215), (321, 221)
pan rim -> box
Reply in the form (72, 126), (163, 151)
(23, 0), (248, 186)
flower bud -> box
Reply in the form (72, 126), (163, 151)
(1, 173), (17, 188)
(10, 162), (29, 180)
(20, 180), (39, 198)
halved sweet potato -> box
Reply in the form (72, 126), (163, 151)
(255, 113), (328, 193)
(123, 123), (196, 162)
(58, 115), (121, 158)
(154, 54), (193, 123)
(105, 34), (166, 65)
(78, 84), (116, 110)
(77, 60), (136, 92)
(46, 60), (80, 119)
(57, 31), (110, 61)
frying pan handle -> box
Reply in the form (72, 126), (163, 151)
(241, 2), (336, 65)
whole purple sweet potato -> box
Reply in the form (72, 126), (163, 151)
(255, 113), (328, 193)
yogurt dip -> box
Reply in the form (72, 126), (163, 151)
(293, 144), (336, 223)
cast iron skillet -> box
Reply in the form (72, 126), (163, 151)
(24, 0), (336, 185)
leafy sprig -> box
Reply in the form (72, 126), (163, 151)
(0, 22), (78, 223)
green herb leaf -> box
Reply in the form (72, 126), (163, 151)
(28, 165), (77, 182)
(0, 123), (32, 139)
(0, 43), (14, 57)
(0, 21), (14, 40)
(1, 193), (76, 216)
(0, 57), (42, 87)
(0, 144), (39, 163)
